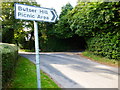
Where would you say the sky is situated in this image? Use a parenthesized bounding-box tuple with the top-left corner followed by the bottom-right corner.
(36, 0, 78, 16)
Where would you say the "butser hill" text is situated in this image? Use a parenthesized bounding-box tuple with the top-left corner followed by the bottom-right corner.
(17, 6, 49, 20)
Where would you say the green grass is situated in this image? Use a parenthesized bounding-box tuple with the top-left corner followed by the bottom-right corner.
(10, 56, 60, 88)
(19, 49, 35, 52)
(82, 51, 119, 67)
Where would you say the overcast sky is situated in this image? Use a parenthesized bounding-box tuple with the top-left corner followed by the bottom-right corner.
(36, 0, 78, 15)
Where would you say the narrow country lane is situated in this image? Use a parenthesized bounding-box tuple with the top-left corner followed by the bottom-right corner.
(19, 52, 119, 88)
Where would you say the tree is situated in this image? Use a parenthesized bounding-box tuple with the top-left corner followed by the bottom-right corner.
(1, 1, 40, 48)
(68, 2, 120, 36)
(59, 3, 73, 18)
(54, 3, 74, 38)
(67, 2, 120, 59)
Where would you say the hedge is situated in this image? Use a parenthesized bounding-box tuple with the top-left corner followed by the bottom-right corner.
(86, 32, 120, 60)
(0, 43, 18, 87)
(40, 35, 86, 52)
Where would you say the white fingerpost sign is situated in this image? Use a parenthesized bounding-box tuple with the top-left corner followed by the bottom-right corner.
(15, 3, 57, 22)
(14, 3, 57, 89)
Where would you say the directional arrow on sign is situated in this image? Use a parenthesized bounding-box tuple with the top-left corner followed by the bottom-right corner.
(51, 10, 56, 21)
(49, 10, 57, 22)
(14, 3, 58, 89)
(15, 3, 58, 22)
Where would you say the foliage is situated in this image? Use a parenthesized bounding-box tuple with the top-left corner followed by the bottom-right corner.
(68, 2, 120, 36)
(54, 3, 74, 39)
(65, 2, 120, 60)
(19, 49, 35, 52)
(40, 35, 86, 52)
(59, 3, 73, 18)
(1, 2, 19, 43)
(11, 56, 60, 88)
(1, 1, 40, 47)
(1, 1, 120, 60)
(40, 36, 71, 52)
(0, 43, 18, 87)
(86, 32, 120, 60)
(54, 16, 74, 38)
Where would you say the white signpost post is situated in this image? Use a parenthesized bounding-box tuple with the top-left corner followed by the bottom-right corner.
(14, 3, 57, 89)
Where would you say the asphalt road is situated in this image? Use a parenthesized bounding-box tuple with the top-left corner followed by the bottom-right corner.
(19, 52, 119, 88)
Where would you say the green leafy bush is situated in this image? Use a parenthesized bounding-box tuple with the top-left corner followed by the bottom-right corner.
(67, 2, 120, 60)
(40, 35, 86, 52)
(0, 43, 18, 87)
(86, 32, 120, 60)
(40, 36, 72, 52)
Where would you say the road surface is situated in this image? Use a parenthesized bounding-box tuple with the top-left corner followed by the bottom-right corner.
(19, 52, 119, 88)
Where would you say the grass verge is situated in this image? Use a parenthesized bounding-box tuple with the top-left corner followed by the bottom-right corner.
(19, 49, 35, 52)
(81, 51, 119, 67)
(10, 56, 60, 88)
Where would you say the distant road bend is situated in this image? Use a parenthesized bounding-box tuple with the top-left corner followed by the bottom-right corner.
(20, 52, 119, 88)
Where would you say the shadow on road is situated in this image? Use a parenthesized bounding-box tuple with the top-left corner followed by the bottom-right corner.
(19, 52, 118, 88)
